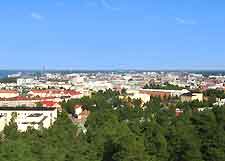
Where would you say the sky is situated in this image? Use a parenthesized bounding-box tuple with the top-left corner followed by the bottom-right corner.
(0, 0, 225, 70)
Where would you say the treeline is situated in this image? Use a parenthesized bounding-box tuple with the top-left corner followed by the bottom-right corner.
(143, 83, 184, 90)
(204, 89, 225, 99)
(0, 89, 225, 161)
(0, 77, 17, 83)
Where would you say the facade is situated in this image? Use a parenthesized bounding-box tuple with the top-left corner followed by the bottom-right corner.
(41, 101, 61, 108)
(86, 81, 113, 92)
(74, 105, 83, 116)
(28, 90, 82, 98)
(0, 90, 19, 98)
(126, 89, 150, 103)
(0, 107, 57, 132)
(176, 108, 184, 117)
(0, 97, 62, 107)
(181, 93, 203, 102)
(0, 100, 35, 107)
(17, 78, 34, 86)
(132, 93, 151, 103)
(139, 89, 190, 99)
(41, 101, 62, 112)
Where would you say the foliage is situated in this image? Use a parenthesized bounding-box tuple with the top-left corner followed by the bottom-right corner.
(0, 77, 17, 83)
(204, 89, 225, 99)
(35, 102, 43, 107)
(176, 100, 211, 110)
(1, 89, 225, 161)
(144, 82, 184, 90)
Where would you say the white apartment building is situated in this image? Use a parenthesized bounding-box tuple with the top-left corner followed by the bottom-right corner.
(17, 78, 34, 86)
(87, 81, 113, 91)
(0, 107, 57, 132)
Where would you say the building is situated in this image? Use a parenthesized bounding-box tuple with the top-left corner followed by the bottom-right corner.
(28, 90, 82, 99)
(17, 78, 34, 86)
(74, 105, 83, 117)
(176, 108, 183, 117)
(0, 107, 57, 132)
(72, 104, 90, 127)
(0, 90, 19, 98)
(139, 89, 190, 99)
(86, 81, 113, 91)
(126, 89, 150, 103)
(0, 96, 62, 107)
(41, 101, 61, 108)
(132, 93, 151, 103)
(180, 93, 203, 102)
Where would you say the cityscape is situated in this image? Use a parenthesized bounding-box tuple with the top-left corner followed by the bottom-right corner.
(1, 0, 225, 161)
(0, 70, 225, 160)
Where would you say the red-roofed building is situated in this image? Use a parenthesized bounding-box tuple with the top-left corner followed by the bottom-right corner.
(41, 101, 61, 108)
(28, 90, 82, 99)
(0, 96, 62, 108)
(0, 90, 19, 98)
(176, 108, 183, 117)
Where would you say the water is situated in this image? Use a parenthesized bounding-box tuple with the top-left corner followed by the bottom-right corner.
(0, 70, 18, 79)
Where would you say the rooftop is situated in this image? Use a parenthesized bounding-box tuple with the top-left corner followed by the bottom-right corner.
(181, 92, 194, 96)
(0, 90, 18, 94)
(0, 107, 56, 111)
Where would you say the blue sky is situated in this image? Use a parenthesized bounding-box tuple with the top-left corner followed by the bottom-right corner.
(0, 0, 225, 70)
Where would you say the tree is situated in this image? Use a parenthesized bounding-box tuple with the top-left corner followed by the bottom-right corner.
(35, 102, 43, 107)
(4, 112, 18, 140)
(112, 133, 156, 161)
(143, 121, 168, 161)
(121, 88, 127, 96)
(133, 98, 142, 107)
(167, 117, 203, 161)
(191, 110, 225, 161)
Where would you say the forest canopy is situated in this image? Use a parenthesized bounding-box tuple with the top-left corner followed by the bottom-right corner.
(0, 89, 225, 161)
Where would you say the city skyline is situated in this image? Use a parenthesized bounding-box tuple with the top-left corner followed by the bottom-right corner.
(1, 0, 225, 70)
